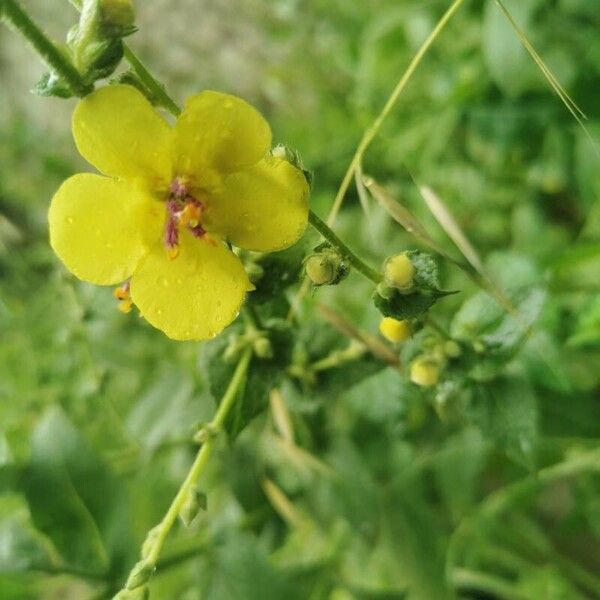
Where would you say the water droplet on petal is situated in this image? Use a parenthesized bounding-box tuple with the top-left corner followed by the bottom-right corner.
(66, 216, 74, 224)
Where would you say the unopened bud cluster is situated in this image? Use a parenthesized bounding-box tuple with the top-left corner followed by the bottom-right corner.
(409, 338, 462, 388)
(304, 246, 348, 287)
(223, 329, 273, 362)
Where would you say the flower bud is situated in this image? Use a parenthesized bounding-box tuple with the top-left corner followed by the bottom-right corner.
(179, 487, 207, 527)
(379, 317, 411, 343)
(125, 560, 154, 590)
(304, 249, 347, 286)
(443, 340, 462, 358)
(113, 587, 149, 600)
(100, 0, 135, 30)
(383, 253, 415, 293)
(253, 336, 273, 359)
(140, 526, 160, 560)
(410, 357, 440, 387)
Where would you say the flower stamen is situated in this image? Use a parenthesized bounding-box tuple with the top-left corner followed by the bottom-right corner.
(113, 281, 133, 313)
(164, 181, 206, 258)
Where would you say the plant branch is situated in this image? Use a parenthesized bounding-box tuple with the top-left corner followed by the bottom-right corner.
(2, 0, 91, 96)
(308, 210, 381, 284)
(117, 349, 252, 596)
(123, 44, 181, 117)
(142, 348, 251, 568)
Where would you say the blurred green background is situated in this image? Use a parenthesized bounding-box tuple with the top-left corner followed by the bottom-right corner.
(1, 0, 600, 598)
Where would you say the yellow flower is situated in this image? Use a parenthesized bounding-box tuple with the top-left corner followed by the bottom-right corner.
(49, 85, 309, 340)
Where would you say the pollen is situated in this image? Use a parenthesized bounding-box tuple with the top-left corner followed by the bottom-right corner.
(168, 245, 180, 260)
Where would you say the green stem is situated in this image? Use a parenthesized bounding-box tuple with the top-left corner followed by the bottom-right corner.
(131, 349, 252, 577)
(308, 210, 381, 284)
(123, 44, 181, 117)
(326, 0, 466, 226)
(2, 0, 91, 96)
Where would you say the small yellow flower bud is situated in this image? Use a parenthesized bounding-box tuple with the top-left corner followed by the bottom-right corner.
(379, 317, 411, 343)
(384, 253, 415, 292)
(253, 336, 273, 359)
(410, 357, 440, 387)
(444, 340, 462, 358)
(305, 255, 336, 286)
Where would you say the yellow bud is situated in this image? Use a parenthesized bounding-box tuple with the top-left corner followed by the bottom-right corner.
(305, 255, 336, 286)
(379, 317, 411, 343)
(410, 357, 440, 387)
(384, 253, 415, 292)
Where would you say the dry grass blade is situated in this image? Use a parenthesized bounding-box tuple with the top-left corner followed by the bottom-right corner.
(418, 185, 515, 312)
(364, 177, 457, 262)
(262, 479, 302, 527)
(317, 303, 400, 368)
(269, 389, 295, 444)
(419, 185, 484, 273)
(494, 0, 598, 157)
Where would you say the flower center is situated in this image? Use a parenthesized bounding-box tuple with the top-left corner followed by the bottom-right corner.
(164, 178, 206, 259)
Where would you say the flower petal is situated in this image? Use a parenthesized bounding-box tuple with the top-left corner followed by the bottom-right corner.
(49, 173, 164, 285)
(203, 156, 310, 252)
(72, 85, 173, 186)
(130, 231, 253, 341)
(173, 91, 271, 186)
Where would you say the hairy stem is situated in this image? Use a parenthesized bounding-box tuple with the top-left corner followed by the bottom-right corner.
(123, 45, 181, 117)
(308, 210, 381, 284)
(129, 349, 252, 581)
(2, 0, 91, 96)
(326, 0, 466, 226)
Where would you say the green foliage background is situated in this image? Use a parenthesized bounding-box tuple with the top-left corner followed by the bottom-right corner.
(1, 0, 600, 598)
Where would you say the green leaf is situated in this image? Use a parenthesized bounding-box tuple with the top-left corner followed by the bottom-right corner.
(482, 0, 542, 97)
(20, 408, 133, 576)
(568, 295, 600, 348)
(469, 375, 538, 467)
(0, 504, 51, 573)
(201, 320, 294, 440)
(206, 532, 301, 600)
